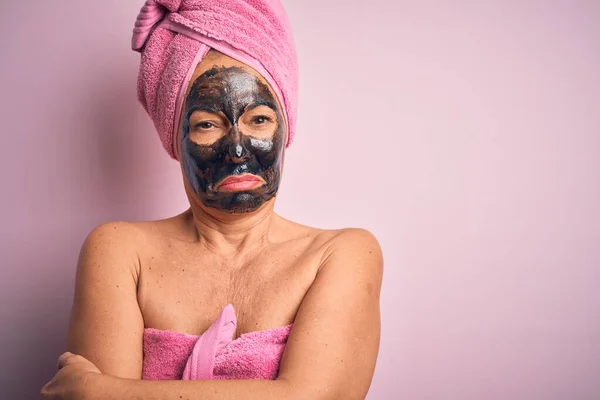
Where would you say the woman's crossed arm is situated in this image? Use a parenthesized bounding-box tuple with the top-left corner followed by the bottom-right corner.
(41, 223, 383, 400)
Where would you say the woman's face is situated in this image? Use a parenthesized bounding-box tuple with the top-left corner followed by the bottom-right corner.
(179, 52, 286, 213)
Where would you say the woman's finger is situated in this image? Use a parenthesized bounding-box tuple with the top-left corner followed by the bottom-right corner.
(56, 351, 75, 369)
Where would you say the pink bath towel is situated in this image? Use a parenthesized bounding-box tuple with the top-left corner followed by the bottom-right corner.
(142, 304, 293, 380)
(132, 0, 299, 159)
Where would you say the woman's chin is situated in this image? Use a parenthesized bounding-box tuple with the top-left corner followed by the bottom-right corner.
(204, 191, 268, 214)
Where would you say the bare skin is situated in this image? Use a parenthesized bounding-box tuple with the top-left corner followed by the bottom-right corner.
(41, 51, 383, 400)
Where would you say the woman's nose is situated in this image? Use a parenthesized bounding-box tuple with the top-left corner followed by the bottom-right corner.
(225, 126, 248, 162)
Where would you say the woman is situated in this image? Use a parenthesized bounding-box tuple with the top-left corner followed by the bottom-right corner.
(41, 0, 383, 399)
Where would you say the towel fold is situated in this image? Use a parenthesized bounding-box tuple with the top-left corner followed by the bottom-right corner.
(142, 304, 293, 380)
(132, 0, 298, 159)
(182, 304, 237, 380)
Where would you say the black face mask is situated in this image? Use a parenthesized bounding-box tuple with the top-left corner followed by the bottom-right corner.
(180, 66, 286, 213)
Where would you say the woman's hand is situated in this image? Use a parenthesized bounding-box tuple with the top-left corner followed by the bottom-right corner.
(40, 352, 101, 400)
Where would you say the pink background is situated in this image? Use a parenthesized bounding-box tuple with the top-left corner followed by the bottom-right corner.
(1, 1, 599, 399)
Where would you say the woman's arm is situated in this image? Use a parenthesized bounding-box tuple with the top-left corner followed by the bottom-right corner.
(66, 222, 145, 379)
(277, 227, 383, 398)
(79, 228, 383, 400)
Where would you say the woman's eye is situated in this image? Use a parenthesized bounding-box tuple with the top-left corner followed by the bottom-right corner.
(252, 116, 272, 125)
(196, 122, 214, 129)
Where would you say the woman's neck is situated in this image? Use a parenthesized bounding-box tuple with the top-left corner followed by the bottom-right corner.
(184, 200, 278, 257)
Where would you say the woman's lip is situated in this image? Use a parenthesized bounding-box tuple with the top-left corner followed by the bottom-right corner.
(215, 174, 265, 192)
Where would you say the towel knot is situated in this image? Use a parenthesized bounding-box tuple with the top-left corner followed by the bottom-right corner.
(132, 0, 184, 51)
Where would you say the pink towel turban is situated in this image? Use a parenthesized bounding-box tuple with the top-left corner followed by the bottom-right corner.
(132, 0, 298, 160)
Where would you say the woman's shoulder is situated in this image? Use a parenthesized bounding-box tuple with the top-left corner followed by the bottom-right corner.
(81, 216, 181, 256)
(280, 219, 383, 286)
(77, 217, 184, 281)
(83, 219, 157, 242)
(314, 227, 383, 278)
(83, 220, 143, 248)
(85, 211, 189, 241)
(317, 227, 382, 260)
(278, 217, 381, 255)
